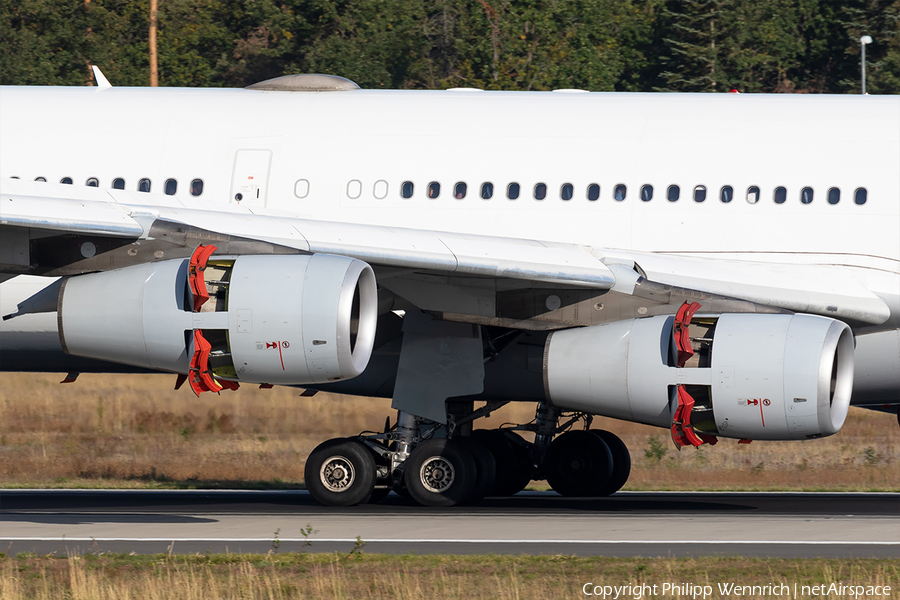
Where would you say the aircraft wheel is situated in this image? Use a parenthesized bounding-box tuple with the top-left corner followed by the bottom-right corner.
(472, 429, 530, 496)
(404, 438, 477, 507)
(305, 438, 376, 506)
(593, 430, 631, 496)
(544, 430, 613, 497)
(456, 437, 497, 503)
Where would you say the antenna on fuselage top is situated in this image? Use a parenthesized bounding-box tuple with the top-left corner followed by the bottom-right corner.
(91, 65, 112, 89)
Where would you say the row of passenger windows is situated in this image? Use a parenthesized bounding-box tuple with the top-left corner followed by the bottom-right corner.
(15, 174, 872, 207)
(21, 176, 204, 197)
(386, 181, 869, 205)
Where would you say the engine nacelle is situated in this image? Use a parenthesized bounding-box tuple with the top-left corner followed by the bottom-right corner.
(59, 254, 378, 385)
(544, 313, 854, 440)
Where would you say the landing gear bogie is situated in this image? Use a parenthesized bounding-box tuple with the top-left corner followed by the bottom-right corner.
(304, 403, 634, 507)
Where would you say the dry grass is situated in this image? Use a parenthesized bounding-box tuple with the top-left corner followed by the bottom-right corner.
(1, 553, 896, 600)
(0, 372, 897, 490)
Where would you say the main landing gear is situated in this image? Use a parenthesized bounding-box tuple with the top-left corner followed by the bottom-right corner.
(304, 400, 632, 507)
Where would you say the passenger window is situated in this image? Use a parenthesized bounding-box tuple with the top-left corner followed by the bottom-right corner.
(587, 183, 600, 201)
(34, 176, 46, 182)
(614, 184, 627, 201)
(560, 183, 573, 201)
(481, 182, 494, 199)
(86, 178, 99, 187)
(854, 187, 867, 205)
(774, 186, 787, 204)
(373, 180, 387, 199)
(667, 185, 680, 202)
(427, 181, 440, 199)
(138, 178, 151, 193)
(295, 179, 310, 198)
(746, 186, 760, 204)
(693, 185, 706, 202)
(534, 183, 547, 200)
(800, 187, 814, 204)
(507, 182, 520, 200)
(112, 178, 125, 190)
(401, 181, 414, 198)
(164, 179, 177, 195)
(827, 187, 840, 205)
(720, 185, 733, 203)
(640, 184, 653, 202)
(454, 182, 467, 199)
(347, 179, 361, 199)
(60, 177, 73, 184)
(190, 179, 204, 196)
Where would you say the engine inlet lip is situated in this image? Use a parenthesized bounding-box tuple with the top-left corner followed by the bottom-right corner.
(817, 321, 854, 435)
(336, 260, 378, 378)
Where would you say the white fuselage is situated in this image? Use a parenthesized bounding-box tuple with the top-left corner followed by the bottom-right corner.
(1, 86, 899, 396)
(1, 86, 898, 262)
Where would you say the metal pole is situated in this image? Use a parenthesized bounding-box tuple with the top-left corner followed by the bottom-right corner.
(860, 36, 872, 95)
(861, 42, 866, 95)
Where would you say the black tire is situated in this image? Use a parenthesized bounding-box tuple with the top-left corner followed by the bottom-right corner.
(593, 430, 631, 496)
(404, 438, 477, 507)
(499, 430, 534, 495)
(544, 430, 613, 497)
(305, 438, 376, 506)
(367, 486, 392, 503)
(472, 429, 530, 496)
(455, 437, 497, 503)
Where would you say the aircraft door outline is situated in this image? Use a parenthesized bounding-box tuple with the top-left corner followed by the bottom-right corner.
(230, 149, 272, 207)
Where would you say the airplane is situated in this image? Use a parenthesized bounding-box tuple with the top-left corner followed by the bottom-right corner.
(0, 72, 898, 507)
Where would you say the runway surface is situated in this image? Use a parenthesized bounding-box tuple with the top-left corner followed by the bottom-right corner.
(1, 490, 897, 558)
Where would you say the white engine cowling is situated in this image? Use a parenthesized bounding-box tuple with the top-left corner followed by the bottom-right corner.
(59, 254, 378, 384)
(544, 313, 854, 440)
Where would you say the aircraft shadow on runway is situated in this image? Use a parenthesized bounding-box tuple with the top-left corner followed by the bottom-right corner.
(2, 490, 895, 516)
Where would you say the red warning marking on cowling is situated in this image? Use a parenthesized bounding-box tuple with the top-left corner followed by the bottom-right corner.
(741, 398, 768, 427)
(262, 341, 289, 370)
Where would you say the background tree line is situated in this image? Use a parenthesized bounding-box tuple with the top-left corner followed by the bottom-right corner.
(1, 0, 898, 93)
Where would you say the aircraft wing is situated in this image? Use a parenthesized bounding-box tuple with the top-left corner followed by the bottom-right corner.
(0, 179, 891, 327)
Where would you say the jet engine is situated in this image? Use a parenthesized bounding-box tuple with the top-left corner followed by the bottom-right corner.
(544, 313, 854, 441)
(58, 253, 378, 386)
